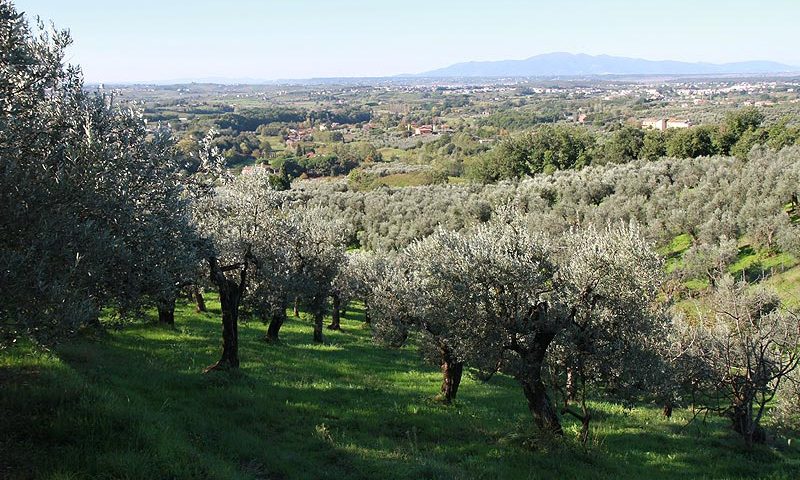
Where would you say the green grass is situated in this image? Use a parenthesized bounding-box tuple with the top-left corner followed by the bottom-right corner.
(660, 233, 692, 274)
(660, 232, 799, 296)
(2, 296, 799, 479)
(729, 246, 798, 283)
(378, 147, 413, 162)
(767, 264, 800, 307)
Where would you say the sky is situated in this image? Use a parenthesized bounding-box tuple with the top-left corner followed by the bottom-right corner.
(14, 0, 800, 83)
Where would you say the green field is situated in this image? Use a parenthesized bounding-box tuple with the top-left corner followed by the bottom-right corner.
(2, 296, 799, 480)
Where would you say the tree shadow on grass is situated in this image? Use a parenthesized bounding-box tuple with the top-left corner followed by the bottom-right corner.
(601, 424, 792, 479)
(5, 305, 799, 480)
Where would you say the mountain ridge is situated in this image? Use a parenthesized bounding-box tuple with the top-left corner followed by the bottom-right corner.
(416, 52, 798, 77)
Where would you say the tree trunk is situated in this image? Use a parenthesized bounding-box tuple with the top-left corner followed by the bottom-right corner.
(522, 377, 563, 434)
(313, 307, 325, 343)
(578, 410, 591, 445)
(663, 402, 673, 419)
(328, 294, 341, 330)
(730, 400, 765, 447)
(193, 287, 207, 313)
(266, 304, 286, 342)
(157, 296, 176, 325)
(519, 336, 563, 435)
(363, 300, 371, 325)
(293, 297, 300, 317)
(565, 367, 577, 404)
(210, 285, 240, 370)
(440, 357, 464, 404)
(205, 256, 247, 372)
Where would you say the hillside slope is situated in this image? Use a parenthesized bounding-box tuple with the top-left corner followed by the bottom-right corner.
(2, 297, 798, 479)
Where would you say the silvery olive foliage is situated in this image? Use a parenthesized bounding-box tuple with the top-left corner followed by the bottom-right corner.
(371, 227, 493, 365)
(242, 215, 296, 326)
(672, 277, 800, 446)
(191, 170, 288, 368)
(679, 238, 739, 287)
(292, 148, 800, 287)
(284, 206, 349, 308)
(371, 209, 666, 433)
(283, 205, 349, 341)
(546, 223, 667, 441)
(1, 2, 197, 342)
(330, 250, 388, 320)
(191, 172, 282, 282)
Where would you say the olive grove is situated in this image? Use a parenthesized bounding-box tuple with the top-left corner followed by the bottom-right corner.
(372, 214, 666, 436)
(4, 0, 800, 453)
(0, 4, 197, 342)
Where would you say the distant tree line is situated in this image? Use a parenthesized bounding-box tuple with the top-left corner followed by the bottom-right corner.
(215, 107, 371, 134)
(468, 108, 800, 182)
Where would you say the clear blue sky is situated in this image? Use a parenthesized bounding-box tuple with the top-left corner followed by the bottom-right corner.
(15, 0, 799, 82)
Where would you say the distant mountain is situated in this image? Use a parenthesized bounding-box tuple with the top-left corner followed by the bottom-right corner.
(417, 53, 798, 77)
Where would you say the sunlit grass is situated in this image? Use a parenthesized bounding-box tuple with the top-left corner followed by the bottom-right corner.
(1, 295, 799, 479)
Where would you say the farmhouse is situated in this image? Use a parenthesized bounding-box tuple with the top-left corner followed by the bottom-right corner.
(641, 118, 692, 130)
(414, 125, 434, 136)
(241, 163, 274, 176)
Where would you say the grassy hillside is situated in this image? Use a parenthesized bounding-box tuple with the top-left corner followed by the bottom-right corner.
(1, 296, 799, 480)
(661, 234, 800, 312)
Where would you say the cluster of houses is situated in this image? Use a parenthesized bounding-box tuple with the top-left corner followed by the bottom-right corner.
(285, 128, 314, 148)
(409, 124, 453, 136)
(641, 118, 692, 131)
(241, 163, 275, 176)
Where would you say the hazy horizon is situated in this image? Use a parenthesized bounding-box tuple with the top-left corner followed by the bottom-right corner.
(15, 0, 800, 83)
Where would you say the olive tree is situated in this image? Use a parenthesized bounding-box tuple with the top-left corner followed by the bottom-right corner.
(253, 241, 296, 343)
(458, 219, 663, 435)
(0, 2, 197, 342)
(370, 234, 477, 404)
(242, 205, 296, 343)
(373, 212, 665, 423)
(342, 250, 390, 327)
(283, 206, 349, 343)
(256, 205, 346, 344)
(192, 172, 282, 370)
(327, 253, 366, 331)
(673, 277, 800, 447)
(677, 238, 739, 289)
(546, 224, 665, 442)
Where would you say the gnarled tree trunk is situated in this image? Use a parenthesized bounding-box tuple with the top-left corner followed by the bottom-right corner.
(730, 400, 766, 447)
(440, 348, 464, 404)
(328, 293, 341, 330)
(214, 286, 240, 369)
(193, 286, 207, 313)
(157, 296, 176, 325)
(521, 377, 563, 434)
(205, 255, 248, 372)
(313, 306, 325, 343)
(518, 331, 563, 435)
(266, 301, 287, 342)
